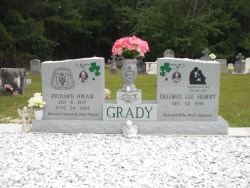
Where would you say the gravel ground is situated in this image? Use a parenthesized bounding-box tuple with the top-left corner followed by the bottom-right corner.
(0, 133, 250, 188)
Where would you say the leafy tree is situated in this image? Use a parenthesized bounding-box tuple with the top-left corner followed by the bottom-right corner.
(1, 0, 250, 67)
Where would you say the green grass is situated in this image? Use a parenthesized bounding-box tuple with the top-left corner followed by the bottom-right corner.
(0, 73, 42, 123)
(105, 68, 157, 100)
(219, 74, 250, 127)
(1, 68, 249, 127)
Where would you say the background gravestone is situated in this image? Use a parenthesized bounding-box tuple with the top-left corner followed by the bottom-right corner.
(234, 53, 245, 73)
(245, 58, 250, 73)
(157, 58, 220, 121)
(30, 59, 41, 74)
(109, 56, 117, 74)
(0, 68, 27, 94)
(137, 56, 146, 74)
(116, 57, 124, 69)
(164, 49, 174, 57)
(110, 66, 117, 74)
(145, 62, 157, 74)
(216, 59, 227, 68)
(41, 57, 105, 120)
(228, 63, 234, 73)
(26, 79, 32, 85)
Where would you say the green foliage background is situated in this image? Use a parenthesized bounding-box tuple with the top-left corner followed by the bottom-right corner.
(1, 0, 250, 67)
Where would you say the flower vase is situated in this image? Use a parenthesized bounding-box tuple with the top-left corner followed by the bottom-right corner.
(34, 109, 43, 120)
(121, 59, 138, 92)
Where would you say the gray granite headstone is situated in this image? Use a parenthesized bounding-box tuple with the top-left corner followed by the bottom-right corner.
(157, 58, 220, 121)
(30, 59, 41, 74)
(0, 68, 27, 94)
(234, 53, 245, 73)
(41, 57, 105, 120)
(164, 49, 174, 57)
(217, 59, 227, 68)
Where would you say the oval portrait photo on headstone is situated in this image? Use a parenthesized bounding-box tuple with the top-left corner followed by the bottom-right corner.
(79, 71, 88, 83)
(172, 71, 181, 83)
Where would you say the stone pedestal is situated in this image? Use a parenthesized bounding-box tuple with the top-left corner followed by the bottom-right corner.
(32, 116, 228, 135)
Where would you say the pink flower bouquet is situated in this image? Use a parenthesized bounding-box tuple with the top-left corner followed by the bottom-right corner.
(112, 36, 149, 58)
(4, 84, 13, 91)
(0, 84, 14, 95)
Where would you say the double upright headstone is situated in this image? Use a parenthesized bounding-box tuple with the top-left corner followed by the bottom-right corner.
(32, 57, 228, 135)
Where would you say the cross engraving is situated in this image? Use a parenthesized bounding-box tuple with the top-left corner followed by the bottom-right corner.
(201, 48, 211, 61)
(203, 48, 210, 56)
(236, 53, 244, 61)
(111, 55, 117, 66)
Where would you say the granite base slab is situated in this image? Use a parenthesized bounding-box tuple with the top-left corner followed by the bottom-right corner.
(32, 116, 228, 135)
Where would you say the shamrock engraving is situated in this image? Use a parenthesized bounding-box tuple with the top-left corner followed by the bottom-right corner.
(160, 62, 172, 77)
(89, 62, 100, 80)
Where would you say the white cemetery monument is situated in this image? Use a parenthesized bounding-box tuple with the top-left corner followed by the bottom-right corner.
(245, 58, 250, 73)
(145, 61, 157, 74)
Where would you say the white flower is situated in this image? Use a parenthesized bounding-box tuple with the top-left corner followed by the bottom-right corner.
(209, 53, 216, 60)
(34, 93, 42, 97)
(105, 88, 111, 99)
(28, 93, 46, 110)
